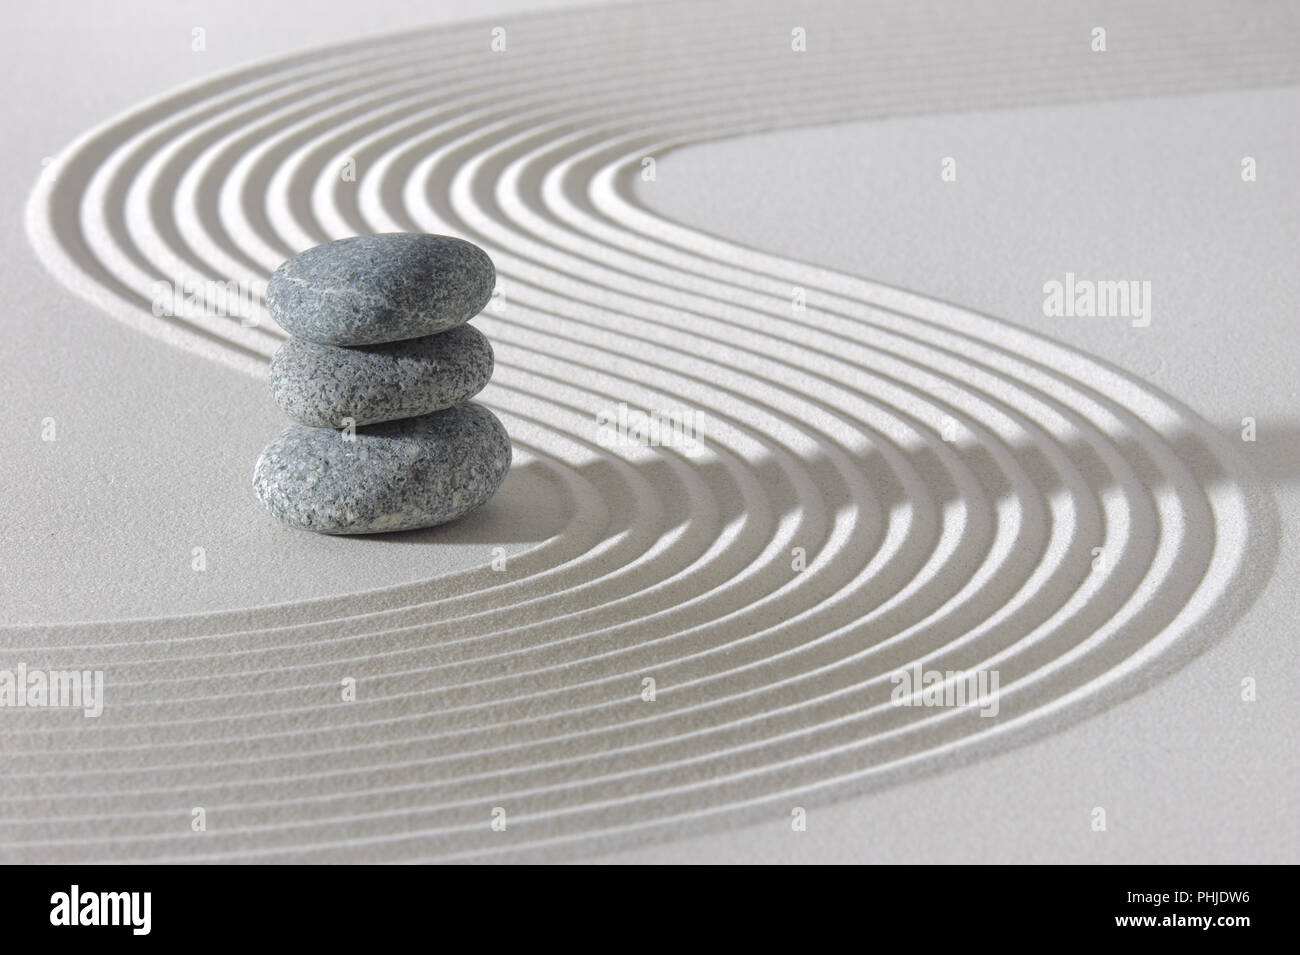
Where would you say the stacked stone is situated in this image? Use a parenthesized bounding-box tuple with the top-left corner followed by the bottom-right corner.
(252, 233, 511, 534)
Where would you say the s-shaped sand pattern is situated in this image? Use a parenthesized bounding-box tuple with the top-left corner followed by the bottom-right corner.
(14, 0, 1290, 861)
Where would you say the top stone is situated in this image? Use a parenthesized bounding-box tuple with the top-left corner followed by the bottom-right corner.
(265, 233, 495, 345)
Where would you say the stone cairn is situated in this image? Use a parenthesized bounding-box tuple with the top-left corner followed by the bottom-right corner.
(253, 233, 511, 534)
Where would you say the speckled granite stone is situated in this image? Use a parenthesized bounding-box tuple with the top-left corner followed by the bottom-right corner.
(268, 325, 494, 428)
(265, 233, 495, 345)
(252, 402, 511, 534)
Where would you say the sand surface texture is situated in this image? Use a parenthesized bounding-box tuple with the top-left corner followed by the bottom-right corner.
(4, 0, 1298, 862)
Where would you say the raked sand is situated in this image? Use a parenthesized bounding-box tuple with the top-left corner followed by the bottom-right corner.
(3, 0, 1298, 862)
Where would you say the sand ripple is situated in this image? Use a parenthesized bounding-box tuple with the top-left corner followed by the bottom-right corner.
(13, 0, 1286, 861)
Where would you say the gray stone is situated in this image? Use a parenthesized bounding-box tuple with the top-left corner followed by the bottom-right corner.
(265, 233, 495, 345)
(252, 402, 511, 534)
(268, 325, 494, 428)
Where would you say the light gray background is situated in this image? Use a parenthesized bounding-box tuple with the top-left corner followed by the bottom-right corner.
(2, 1, 1295, 862)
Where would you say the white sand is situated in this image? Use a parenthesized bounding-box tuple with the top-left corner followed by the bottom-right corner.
(2, 0, 1297, 862)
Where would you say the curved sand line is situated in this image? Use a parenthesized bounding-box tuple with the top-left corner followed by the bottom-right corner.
(13, 0, 1288, 861)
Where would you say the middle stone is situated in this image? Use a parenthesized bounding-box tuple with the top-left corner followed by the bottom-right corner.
(269, 324, 494, 428)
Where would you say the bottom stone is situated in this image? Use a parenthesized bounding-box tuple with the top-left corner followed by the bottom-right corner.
(253, 402, 511, 534)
